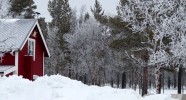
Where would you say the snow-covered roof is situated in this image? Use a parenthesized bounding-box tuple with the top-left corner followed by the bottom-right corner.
(0, 19, 36, 50)
(0, 66, 14, 73)
(0, 19, 50, 57)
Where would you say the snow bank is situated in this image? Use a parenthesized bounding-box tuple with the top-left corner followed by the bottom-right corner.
(0, 75, 176, 100)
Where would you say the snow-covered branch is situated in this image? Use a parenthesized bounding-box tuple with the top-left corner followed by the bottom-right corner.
(118, 0, 186, 66)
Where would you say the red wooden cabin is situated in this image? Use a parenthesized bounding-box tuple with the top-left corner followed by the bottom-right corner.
(0, 19, 50, 80)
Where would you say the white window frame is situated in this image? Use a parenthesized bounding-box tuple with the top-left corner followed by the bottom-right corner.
(28, 38, 35, 60)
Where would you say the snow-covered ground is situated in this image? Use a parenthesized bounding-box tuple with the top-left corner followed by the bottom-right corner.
(0, 75, 177, 100)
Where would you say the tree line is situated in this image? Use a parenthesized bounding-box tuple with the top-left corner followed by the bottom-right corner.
(0, 0, 186, 96)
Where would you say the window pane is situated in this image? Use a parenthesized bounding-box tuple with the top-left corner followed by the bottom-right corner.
(28, 39, 35, 56)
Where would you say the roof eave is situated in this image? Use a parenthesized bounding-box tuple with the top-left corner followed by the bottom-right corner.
(19, 20, 50, 57)
(36, 21, 50, 57)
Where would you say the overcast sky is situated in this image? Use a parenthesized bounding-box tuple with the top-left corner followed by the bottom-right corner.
(34, 0, 119, 22)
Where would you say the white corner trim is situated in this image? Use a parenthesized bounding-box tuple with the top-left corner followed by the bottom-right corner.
(43, 52, 44, 76)
(36, 22, 50, 57)
(33, 75, 39, 80)
(14, 51, 19, 75)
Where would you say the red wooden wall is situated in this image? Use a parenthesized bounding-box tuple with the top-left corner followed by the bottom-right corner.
(18, 26, 45, 77)
(0, 53, 15, 65)
(30, 26, 45, 76)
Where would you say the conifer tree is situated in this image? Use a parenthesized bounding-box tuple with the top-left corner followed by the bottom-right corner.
(48, 0, 72, 76)
(91, 0, 150, 96)
(91, 0, 108, 24)
(84, 12, 90, 21)
(38, 17, 48, 39)
(10, 0, 36, 18)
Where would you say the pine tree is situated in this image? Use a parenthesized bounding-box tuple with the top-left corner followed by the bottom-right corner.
(84, 12, 90, 21)
(92, 0, 150, 96)
(38, 17, 48, 39)
(48, 0, 72, 76)
(10, 0, 36, 18)
(91, 0, 108, 24)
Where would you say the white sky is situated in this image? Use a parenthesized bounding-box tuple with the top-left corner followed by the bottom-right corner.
(34, 0, 119, 22)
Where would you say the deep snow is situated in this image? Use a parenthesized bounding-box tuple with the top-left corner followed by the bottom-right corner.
(0, 75, 177, 100)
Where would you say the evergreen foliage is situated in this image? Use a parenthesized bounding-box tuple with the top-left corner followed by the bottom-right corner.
(84, 12, 90, 22)
(10, 0, 36, 18)
(48, 0, 71, 48)
(91, 0, 108, 24)
(38, 17, 48, 39)
(48, 0, 72, 75)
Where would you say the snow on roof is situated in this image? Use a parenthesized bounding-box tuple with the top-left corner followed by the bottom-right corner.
(0, 19, 37, 51)
(0, 65, 14, 72)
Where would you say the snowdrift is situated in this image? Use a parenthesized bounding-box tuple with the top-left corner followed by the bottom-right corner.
(0, 75, 175, 100)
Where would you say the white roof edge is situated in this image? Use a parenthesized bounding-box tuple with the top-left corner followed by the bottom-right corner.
(20, 20, 37, 50)
(19, 20, 50, 57)
(36, 21, 50, 57)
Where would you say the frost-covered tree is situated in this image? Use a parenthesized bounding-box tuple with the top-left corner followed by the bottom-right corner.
(117, 0, 186, 94)
(47, 0, 73, 76)
(65, 17, 122, 85)
(90, 0, 143, 89)
(0, 0, 11, 18)
(45, 27, 60, 75)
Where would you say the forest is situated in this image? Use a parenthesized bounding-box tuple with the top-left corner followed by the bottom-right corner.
(0, 0, 186, 96)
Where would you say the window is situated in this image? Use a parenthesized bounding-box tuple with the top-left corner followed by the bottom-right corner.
(28, 38, 35, 59)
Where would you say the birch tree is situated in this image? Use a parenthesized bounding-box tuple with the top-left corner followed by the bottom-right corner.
(65, 17, 108, 84)
(117, 0, 186, 94)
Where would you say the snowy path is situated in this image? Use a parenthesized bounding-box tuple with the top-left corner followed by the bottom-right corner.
(0, 75, 176, 100)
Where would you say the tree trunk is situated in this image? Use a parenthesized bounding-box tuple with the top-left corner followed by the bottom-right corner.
(122, 72, 126, 89)
(178, 66, 182, 94)
(68, 67, 71, 78)
(92, 78, 95, 85)
(98, 77, 101, 86)
(162, 71, 164, 94)
(142, 49, 148, 96)
(155, 67, 161, 94)
(75, 73, 78, 80)
(111, 78, 113, 87)
(139, 74, 142, 94)
(149, 79, 151, 89)
(134, 69, 137, 91)
(174, 72, 177, 88)
(79, 75, 83, 82)
(117, 72, 120, 88)
(142, 66, 148, 96)
(168, 76, 170, 89)
(131, 67, 134, 89)
(182, 76, 184, 93)
(84, 74, 87, 84)
(103, 67, 106, 85)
